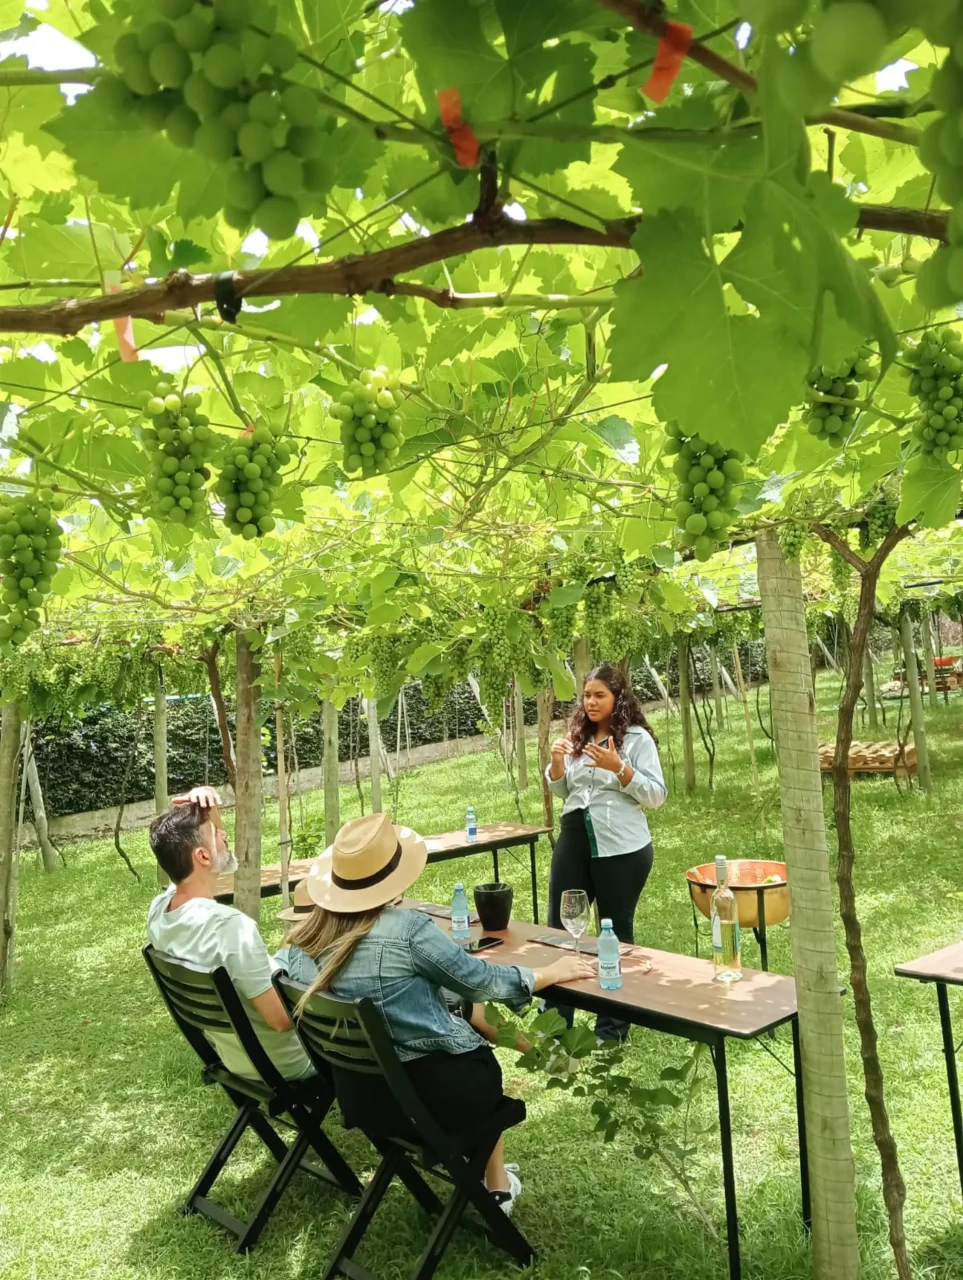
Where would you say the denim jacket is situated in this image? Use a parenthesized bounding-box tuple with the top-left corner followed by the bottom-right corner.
(279, 906, 536, 1062)
(546, 724, 666, 857)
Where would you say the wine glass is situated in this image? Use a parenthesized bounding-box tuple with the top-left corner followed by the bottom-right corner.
(560, 889, 591, 956)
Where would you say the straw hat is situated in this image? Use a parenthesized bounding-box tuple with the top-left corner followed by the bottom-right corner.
(278, 875, 317, 924)
(305, 812, 427, 914)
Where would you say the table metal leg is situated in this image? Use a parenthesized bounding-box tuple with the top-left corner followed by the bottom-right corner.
(712, 1040, 741, 1280)
(936, 982, 963, 1202)
(529, 841, 539, 924)
(753, 886, 769, 972)
(792, 1018, 811, 1231)
(492, 850, 499, 883)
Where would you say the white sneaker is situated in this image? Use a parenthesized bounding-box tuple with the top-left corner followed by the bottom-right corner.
(489, 1165, 522, 1217)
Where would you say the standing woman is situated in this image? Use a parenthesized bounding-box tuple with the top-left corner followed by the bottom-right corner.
(546, 663, 667, 1041)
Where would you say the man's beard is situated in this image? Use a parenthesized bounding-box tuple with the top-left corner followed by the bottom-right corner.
(213, 846, 238, 876)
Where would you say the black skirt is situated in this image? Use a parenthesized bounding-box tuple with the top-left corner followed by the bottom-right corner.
(335, 1044, 504, 1139)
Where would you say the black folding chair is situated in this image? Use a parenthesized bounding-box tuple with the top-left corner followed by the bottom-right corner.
(274, 972, 535, 1280)
(143, 945, 361, 1252)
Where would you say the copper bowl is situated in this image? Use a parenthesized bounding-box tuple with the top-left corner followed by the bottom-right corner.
(685, 860, 790, 928)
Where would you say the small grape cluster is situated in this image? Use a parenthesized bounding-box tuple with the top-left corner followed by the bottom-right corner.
(215, 423, 292, 538)
(616, 555, 648, 601)
(864, 493, 898, 547)
(767, 2, 895, 118)
(804, 349, 875, 446)
(420, 671, 450, 714)
(140, 376, 213, 526)
(829, 546, 852, 601)
(543, 601, 578, 652)
(98, 0, 330, 241)
(0, 493, 61, 649)
(778, 522, 806, 564)
(663, 422, 745, 561)
(369, 634, 402, 700)
(333, 368, 405, 478)
(605, 609, 639, 662)
(904, 330, 963, 460)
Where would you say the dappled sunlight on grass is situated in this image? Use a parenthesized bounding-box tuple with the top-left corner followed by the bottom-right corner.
(4, 673, 963, 1276)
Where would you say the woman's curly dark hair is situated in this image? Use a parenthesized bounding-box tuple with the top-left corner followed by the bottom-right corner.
(568, 663, 658, 755)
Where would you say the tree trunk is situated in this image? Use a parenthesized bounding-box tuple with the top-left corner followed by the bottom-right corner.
(891, 623, 901, 670)
(0, 701, 23, 996)
(203, 640, 237, 791)
(755, 533, 860, 1280)
(513, 678, 528, 789)
(274, 652, 290, 909)
(826, 533, 913, 1280)
(899, 610, 932, 792)
(676, 635, 696, 796)
(24, 726, 56, 871)
(645, 655, 674, 713)
(864, 646, 879, 734)
(921, 607, 938, 711)
(366, 698, 383, 812)
(573, 634, 591, 693)
(153, 663, 169, 888)
(536, 686, 554, 830)
(233, 629, 263, 923)
(323, 698, 340, 845)
(709, 645, 725, 730)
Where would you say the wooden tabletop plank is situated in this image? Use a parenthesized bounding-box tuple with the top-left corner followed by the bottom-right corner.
(895, 940, 963, 985)
(214, 823, 550, 902)
(415, 910, 798, 1040)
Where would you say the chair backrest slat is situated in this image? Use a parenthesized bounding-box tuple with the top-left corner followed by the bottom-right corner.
(144, 945, 288, 1092)
(273, 974, 448, 1149)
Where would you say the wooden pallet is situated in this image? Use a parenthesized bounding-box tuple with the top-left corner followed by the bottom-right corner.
(818, 740, 918, 779)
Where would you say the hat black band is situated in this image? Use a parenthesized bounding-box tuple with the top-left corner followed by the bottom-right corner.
(292, 903, 312, 914)
(331, 841, 403, 891)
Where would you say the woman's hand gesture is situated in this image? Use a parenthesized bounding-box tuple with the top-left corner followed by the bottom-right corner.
(550, 736, 573, 761)
(584, 740, 622, 774)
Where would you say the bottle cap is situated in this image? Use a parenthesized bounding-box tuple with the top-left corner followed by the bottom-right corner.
(714, 854, 727, 875)
(454, 882, 464, 891)
(601, 918, 613, 929)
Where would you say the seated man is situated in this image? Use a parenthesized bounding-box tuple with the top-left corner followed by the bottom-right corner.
(146, 785, 313, 1081)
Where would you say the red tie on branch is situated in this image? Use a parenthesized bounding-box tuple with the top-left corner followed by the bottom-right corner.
(107, 274, 138, 361)
(436, 88, 480, 168)
(640, 20, 692, 104)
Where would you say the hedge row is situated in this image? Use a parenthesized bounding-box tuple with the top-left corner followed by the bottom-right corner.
(29, 641, 771, 819)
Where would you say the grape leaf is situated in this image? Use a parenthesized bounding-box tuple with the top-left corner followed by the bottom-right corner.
(401, 0, 513, 119)
(897, 455, 961, 528)
(609, 210, 809, 456)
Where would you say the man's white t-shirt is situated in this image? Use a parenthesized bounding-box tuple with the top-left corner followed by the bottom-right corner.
(147, 887, 312, 1080)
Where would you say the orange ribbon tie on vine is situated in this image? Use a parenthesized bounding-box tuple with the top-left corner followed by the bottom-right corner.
(641, 21, 692, 104)
(437, 88, 480, 168)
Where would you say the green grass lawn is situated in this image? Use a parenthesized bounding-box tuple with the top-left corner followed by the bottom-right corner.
(4, 672, 963, 1279)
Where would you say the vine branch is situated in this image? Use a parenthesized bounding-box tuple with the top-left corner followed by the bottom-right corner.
(0, 205, 943, 337)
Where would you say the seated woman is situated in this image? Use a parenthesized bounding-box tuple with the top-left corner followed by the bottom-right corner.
(286, 811, 593, 1216)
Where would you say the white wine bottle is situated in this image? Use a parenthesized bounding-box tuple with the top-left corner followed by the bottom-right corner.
(710, 855, 742, 983)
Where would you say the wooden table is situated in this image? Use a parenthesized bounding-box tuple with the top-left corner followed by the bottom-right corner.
(428, 913, 807, 1280)
(895, 940, 963, 1199)
(215, 822, 550, 923)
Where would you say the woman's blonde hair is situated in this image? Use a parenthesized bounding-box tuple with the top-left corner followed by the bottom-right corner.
(291, 903, 383, 1015)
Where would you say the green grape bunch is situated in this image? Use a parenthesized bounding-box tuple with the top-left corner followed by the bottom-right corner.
(662, 421, 745, 561)
(778, 522, 806, 563)
(333, 367, 406, 478)
(96, 0, 332, 242)
(829, 546, 852, 599)
(803, 348, 875, 446)
(369, 634, 401, 700)
(616, 555, 648, 601)
(0, 492, 62, 649)
(140, 375, 213, 527)
(474, 608, 522, 707)
(582, 583, 610, 652)
(215, 421, 292, 539)
(904, 330, 963, 460)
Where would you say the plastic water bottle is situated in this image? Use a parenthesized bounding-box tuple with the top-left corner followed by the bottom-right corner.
(711, 855, 742, 983)
(451, 882, 471, 940)
(465, 806, 477, 844)
(597, 918, 623, 990)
